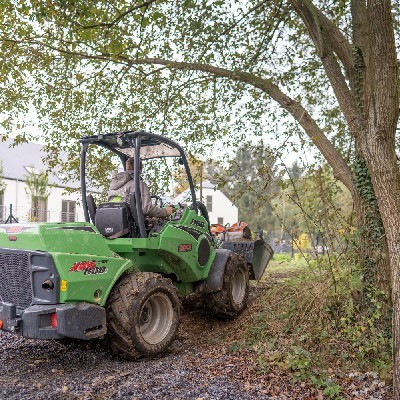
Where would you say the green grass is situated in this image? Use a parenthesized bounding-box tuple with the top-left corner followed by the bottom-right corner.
(265, 253, 308, 275)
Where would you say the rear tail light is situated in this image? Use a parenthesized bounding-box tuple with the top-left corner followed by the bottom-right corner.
(51, 313, 57, 328)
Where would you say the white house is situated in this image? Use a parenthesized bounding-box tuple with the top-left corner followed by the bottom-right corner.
(0, 138, 93, 223)
(174, 179, 238, 226)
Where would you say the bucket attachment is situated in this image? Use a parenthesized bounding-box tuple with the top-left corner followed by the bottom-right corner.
(221, 239, 274, 280)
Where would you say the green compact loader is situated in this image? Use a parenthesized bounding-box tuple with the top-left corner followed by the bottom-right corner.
(0, 131, 273, 359)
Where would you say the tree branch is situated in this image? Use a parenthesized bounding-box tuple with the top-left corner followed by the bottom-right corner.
(368, 0, 399, 137)
(220, 0, 270, 36)
(289, 0, 354, 77)
(320, 51, 365, 136)
(121, 57, 357, 198)
(289, 0, 364, 136)
(75, 0, 158, 30)
(313, 7, 354, 78)
(1, 38, 359, 199)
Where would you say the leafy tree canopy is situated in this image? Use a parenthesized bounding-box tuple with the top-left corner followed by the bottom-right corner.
(0, 0, 367, 188)
(0, 161, 6, 194)
(24, 165, 50, 198)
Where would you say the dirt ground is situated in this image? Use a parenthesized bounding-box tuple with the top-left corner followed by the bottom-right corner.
(0, 282, 393, 400)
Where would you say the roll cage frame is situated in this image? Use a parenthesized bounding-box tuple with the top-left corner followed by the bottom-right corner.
(79, 130, 198, 238)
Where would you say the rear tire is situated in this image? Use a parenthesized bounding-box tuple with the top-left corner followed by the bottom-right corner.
(208, 253, 249, 318)
(105, 272, 180, 359)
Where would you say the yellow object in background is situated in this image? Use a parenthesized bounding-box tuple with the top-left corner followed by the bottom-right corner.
(293, 233, 310, 251)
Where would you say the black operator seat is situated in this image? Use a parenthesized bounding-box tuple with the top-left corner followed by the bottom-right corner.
(87, 194, 138, 238)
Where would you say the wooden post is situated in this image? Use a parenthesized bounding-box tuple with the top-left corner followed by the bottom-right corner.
(199, 161, 203, 203)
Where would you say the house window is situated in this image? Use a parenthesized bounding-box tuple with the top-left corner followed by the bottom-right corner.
(61, 200, 76, 222)
(206, 195, 213, 212)
(217, 217, 224, 225)
(30, 196, 48, 222)
(24, 165, 40, 175)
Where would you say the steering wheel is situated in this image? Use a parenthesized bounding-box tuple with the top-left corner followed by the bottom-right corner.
(168, 202, 185, 221)
(150, 195, 163, 208)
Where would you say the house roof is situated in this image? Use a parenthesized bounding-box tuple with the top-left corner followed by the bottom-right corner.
(0, 137, 81, 190)
(174, 179, 236, 207)
(201, 179, 217, 189)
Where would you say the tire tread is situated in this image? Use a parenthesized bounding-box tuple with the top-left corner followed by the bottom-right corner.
(106, 272, 180, 359)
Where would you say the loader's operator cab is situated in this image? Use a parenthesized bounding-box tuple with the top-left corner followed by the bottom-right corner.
(79, 131, 201, 238)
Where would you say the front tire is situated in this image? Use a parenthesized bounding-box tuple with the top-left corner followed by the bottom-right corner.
(208, 253, 249, 318)
(106, 272, 180, 359)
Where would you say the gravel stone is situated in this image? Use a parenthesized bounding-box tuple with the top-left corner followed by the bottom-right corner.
(0, 331, 271, 400)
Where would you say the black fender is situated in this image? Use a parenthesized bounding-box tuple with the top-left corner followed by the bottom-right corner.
(190, 201, 211, 233)
(86, 194, 97, 224)
(195, 249, 232, 294)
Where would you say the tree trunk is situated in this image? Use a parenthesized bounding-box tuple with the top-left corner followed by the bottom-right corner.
(353, 157, 391, 298)
(364, 139, 400, 396)
(362, 1, 399, 395)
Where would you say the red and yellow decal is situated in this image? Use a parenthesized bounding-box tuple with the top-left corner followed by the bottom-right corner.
(69, 260, 108, 275)
(178, 244, 192, 252)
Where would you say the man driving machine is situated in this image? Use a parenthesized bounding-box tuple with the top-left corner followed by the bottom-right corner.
(108, 157, 174, 218)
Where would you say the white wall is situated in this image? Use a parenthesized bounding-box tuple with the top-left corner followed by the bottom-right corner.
(47, 187, 86, 222)
(200, 187, 238, 225)
(2, 179, 30, 221)
(2, 177, 238, 225)
(2, 178, 87, 223)
(174, 186, 239, 226)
